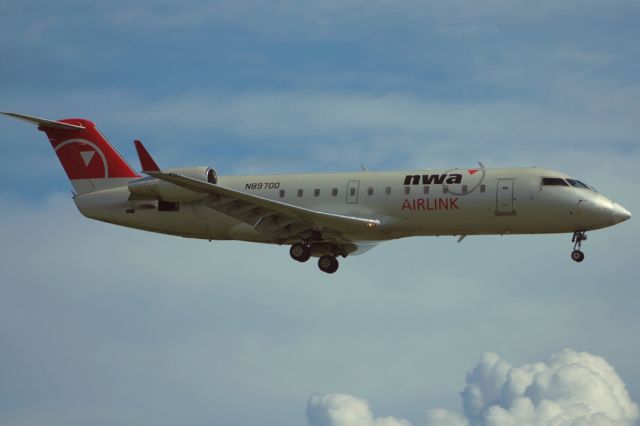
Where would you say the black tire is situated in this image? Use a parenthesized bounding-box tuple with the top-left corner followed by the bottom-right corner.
(290, 243, 311, 262)
(318, 255, 339, 274)
(571, 250, 585, 262)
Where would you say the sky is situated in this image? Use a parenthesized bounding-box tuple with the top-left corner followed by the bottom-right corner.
(0, 1, 639, 425)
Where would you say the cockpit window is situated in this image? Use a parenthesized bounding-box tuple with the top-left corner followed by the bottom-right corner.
(566, 179, 587, 189)
(541, 177, 568, 186)
(566, 179, 597, 192)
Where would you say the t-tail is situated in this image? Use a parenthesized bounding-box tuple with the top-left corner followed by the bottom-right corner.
(2, 112, 139, 194)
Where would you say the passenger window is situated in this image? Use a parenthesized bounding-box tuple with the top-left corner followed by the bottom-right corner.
(385, 187, 391, 195)
(404, 186, 410, 195)
(480, 184, 486, 193)
(298, 189, 303, 197)
(367, 187, 373, 196)
(314, 189, 320, 197)
(462, 185, 468, 194)
(279, 189, 285, 198)
(350, 187, 356, 196)
(443, 186, 449, 194)
(541, 177, 569, 186)
(332, 188, 338, 196)
(423, 186, 429, 194)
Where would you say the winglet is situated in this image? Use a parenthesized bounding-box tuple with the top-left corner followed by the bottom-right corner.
(134, 140, 160, 172)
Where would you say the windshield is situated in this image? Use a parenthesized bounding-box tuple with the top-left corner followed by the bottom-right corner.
(541, 177, 597, 192)
(541, 177, 568, 186)
(566, 178, 597, 192)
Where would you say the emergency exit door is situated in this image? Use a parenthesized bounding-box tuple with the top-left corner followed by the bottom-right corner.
(346, 180, 360, 204)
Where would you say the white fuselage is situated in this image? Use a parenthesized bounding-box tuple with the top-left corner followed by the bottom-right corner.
(73, 167, 626, 245)
(3, 111, 630, 272)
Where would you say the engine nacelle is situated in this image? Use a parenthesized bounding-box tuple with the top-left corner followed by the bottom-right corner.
(128, 166, 218, 202)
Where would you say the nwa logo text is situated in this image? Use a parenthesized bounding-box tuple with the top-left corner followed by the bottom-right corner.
(403, 173, 462, 186)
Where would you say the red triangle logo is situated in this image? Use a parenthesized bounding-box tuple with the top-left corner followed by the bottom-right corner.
(468, 169, 479, 175)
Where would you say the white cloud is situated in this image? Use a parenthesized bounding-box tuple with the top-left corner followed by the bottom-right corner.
(309, 350, 639, 426)
(424, 409, 469, 426)
(458, 349, 639, 425)
(307, 393, 411, 426)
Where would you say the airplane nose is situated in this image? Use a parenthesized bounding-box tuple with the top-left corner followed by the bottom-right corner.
(611, 203, 631, 224)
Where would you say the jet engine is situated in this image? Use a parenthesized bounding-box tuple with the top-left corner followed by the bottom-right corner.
(128, 166, 217, 202)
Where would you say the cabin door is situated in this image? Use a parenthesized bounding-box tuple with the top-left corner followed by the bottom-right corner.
(496, 179, 516, 215)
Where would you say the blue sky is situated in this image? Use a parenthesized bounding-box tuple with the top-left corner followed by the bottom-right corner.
(1, 1, 639, 426)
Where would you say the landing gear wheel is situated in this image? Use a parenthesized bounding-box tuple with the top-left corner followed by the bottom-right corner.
(570, 231, 588, 263)
(318, 255, 339, 274)
(290, 243, 311, 262)
(571, 250, 585, 262)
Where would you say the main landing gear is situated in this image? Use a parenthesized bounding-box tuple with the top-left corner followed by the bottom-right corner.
(290, 243, 311, 262)
(318, 255, 339, 274)
(289, 242, 341, 274)
(571, 231, 587, 262)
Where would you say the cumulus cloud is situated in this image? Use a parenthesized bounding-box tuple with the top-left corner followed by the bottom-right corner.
(308, 350, 639, 426)
(307, 393, 411, 426)
(455, 349, 639, 426)
(424, 409, 469, 426)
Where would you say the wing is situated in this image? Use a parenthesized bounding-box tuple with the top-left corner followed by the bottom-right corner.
(150, 171, 379, 240)
(134, 141, 381, 254)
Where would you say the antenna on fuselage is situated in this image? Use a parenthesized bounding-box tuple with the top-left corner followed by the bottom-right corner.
(360, 165, 368, 171)
(478, 161, 485, 169)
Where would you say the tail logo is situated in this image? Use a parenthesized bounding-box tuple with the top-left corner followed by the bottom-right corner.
(80, 151, 96, 167)
(54, 138, 109, 179)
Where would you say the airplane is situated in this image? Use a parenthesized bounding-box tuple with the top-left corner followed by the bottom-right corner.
(2, 112, 631, 274)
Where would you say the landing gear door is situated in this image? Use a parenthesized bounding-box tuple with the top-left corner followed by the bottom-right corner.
(346, 180, 360, 204)
(496, 179, 516, 216)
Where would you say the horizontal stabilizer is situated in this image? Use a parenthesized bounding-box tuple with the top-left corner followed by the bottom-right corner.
(1, 112, 85, 130)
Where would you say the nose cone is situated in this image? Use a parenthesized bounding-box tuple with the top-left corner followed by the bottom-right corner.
(611, 203, 631, 224)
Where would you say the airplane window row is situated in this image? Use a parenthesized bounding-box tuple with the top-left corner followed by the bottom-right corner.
(278, 184, 487, 198)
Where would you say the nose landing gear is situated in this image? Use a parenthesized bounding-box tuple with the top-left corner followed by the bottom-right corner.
(571, 231, 587, 262)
